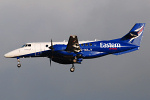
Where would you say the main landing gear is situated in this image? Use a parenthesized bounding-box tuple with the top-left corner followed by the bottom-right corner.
(17, 58, 21, 68)
(70, 64, 75, 72)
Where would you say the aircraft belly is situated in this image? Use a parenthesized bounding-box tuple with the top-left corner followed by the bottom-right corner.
(52, 57, 73, 64)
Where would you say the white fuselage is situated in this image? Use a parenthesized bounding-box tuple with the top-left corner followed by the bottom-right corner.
(4, 41, 94, 58)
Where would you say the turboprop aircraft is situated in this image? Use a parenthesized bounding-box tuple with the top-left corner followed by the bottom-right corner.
(4, 23, 145, 72)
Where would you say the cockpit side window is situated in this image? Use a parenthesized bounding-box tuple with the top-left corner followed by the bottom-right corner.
(22, 44, 31, 47)
(27, 44, 31, 47)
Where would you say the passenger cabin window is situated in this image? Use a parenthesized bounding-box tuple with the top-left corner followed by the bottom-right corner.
(46, 45, 48, 47)
(85, 43, 88, 46)
(89, 43, 92, 46)
(81, 44, 84, 46)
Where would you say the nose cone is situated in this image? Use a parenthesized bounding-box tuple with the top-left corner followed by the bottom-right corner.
(4, 53, 8, 58)
(4, 49, 20, 58)
(4, 52, 14, 58)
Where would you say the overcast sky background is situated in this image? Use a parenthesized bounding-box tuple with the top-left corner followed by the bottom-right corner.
(0, 0, 150, 100)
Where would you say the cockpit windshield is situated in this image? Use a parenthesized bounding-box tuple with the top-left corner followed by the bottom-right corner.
(22, 44, 31, 47)
(22, 44, 26, 47)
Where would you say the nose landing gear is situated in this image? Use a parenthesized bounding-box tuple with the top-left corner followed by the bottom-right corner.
(70, 64, 75, 72)
(17, 58, 21, 68)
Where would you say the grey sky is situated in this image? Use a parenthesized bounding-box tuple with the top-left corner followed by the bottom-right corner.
(0, 0, 150, 100)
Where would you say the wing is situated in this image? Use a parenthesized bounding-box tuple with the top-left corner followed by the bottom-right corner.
(65, 35, 81, 52)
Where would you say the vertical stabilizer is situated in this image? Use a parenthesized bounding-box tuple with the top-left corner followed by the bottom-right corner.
(121, 23, 145, 46)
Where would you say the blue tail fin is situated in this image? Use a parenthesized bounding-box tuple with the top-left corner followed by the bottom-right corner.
(120, 23, 145, 46)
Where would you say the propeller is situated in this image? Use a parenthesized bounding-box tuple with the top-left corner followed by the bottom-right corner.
(49, 58, 52, 66)
(49, 39, 54, 67)
(49, 39, 54, 50)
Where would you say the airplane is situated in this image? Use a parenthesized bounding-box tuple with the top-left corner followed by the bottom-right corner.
(4, 23, 145, 72)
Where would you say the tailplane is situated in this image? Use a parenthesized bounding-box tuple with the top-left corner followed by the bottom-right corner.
(120, 23, 145, 46)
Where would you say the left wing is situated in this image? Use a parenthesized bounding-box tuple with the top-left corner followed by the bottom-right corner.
(65, 35, 81, 53)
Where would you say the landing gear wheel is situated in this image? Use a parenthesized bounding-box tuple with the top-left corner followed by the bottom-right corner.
(70, 67, 75, 72)
(17, 64, 21, 68)
(17, 57, 21, 68)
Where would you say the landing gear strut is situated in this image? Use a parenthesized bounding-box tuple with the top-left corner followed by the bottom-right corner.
(17, 58, 21, 68)
(70, 64, 75, 72)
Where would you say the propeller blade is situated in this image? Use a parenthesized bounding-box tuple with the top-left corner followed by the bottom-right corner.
(51, 39, 52, 47)
(49, 39, 54, 67)
(49, 39, 54, 50)
(49, 58, 51, 67)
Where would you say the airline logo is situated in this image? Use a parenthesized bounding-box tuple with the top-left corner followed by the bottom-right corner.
(135, 25, 144, 32)
(135, 25, 144, 36)
(100, 43, 121, 48)
(129, 25, 144, 43)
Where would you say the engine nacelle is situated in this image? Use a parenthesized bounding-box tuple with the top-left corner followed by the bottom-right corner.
(51, 50, 83, 64)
